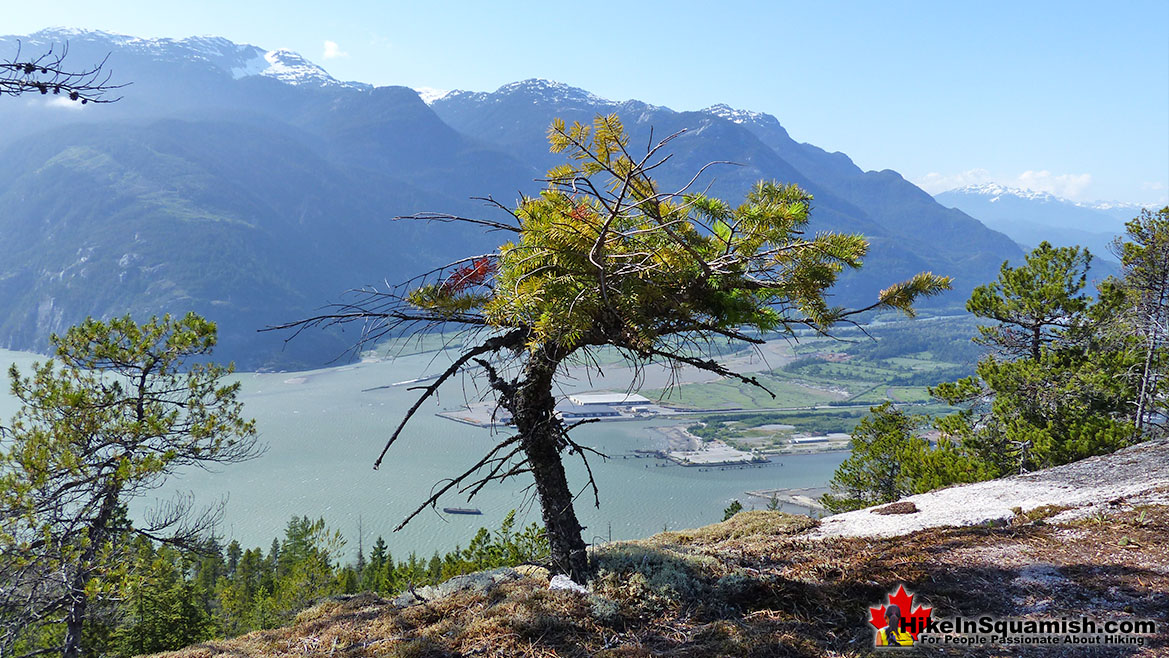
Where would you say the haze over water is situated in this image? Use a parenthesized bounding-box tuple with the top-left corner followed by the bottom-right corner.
(0, 347, 845, 560)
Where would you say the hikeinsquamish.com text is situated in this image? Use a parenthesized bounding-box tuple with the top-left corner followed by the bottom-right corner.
(910, 616, 1158, 648)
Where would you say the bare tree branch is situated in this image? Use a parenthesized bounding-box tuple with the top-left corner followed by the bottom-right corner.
(372, 328, 527, 469)
(1, 41, 126, 103)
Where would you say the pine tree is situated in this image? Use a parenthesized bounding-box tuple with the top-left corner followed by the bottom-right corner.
(275, 115, 950, 581)
(1113, 207, 1169, 436)
(0, 313, 258, 657)
(824, 240, 1145, 510)
(722, 500, 743, 520)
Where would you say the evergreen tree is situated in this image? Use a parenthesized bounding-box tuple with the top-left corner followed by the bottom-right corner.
(275, 115, 950, 581)
(937, 244, 1135, 473)
(269, 517, 344, 623)
(225, 540, 242, 578)
(112, 542, 212, 654)
(824, 240, 1143, 511)
(0, 314, 258, 658)
(967, 242, 1092, 360)
(363, 536, 390, 592)
(722, 500, 743, 521)
(822, 404, 928, 511)
(1113, 207, 1169, 436)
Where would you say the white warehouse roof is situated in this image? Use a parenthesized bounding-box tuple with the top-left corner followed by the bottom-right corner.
(568, 392, 651, 406)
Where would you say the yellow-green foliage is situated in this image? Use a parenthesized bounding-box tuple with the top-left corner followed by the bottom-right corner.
(409, 114, 951, 356)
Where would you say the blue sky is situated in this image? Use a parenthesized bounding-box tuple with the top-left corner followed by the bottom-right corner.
(9, 1, 1167, 205)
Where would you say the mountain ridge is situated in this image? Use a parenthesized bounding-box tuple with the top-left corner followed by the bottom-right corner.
(1, 31, 1024, 367)
(934, 184, 1150, 260)
(16, 27, 371, 90)
(942, 182, 1151, 217)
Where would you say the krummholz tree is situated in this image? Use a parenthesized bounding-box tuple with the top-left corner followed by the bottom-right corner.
(1112, 207, 1169, 438)
(0, 313, 258, 658)
(273, 115, 951, 582)
(1, 41, 124, 103)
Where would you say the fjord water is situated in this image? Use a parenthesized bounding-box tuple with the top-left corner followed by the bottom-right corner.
(0, 348, 845, 560)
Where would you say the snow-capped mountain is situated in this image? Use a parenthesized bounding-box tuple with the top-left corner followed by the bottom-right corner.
(0, 30, 1024, 367)
(944, 183, 1149, 218)
(934, 184, 1147, 259)
(949, 183, 1062, 204)
(2, 28, 369, 90)
(700, 103, 768, 126)
(413, 86, 450, 104)
(435, 78, 624, 110)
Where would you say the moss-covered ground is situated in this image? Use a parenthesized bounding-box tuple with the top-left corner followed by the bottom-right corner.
(155, 506, 1168, 657)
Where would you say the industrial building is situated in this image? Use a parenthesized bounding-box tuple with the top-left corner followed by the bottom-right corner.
(567, 392, 651, 407)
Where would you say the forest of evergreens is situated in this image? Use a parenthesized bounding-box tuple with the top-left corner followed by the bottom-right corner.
(0, 95, 1162, 655)
(822, 209, 1169, 511)
(23, 512, 547, 656)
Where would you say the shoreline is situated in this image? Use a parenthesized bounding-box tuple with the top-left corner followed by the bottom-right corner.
(744, 486, 830, 517)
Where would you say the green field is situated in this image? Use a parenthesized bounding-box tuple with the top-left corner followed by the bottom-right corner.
(652, 317, 981, 443)
(848, 385, 932, 404)
(645, 372, 844, 410)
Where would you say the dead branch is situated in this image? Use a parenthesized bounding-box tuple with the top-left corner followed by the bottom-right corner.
(373, 328, 527, 469)
(393, 434, 525, 531)
(639, 345, 776, 398)
(394, 212, 521, 233)
(1, 42, 126, 103)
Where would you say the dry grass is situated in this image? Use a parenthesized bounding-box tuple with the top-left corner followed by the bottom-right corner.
(648, 510, 818, 546)
(154, 508, 1169, 658)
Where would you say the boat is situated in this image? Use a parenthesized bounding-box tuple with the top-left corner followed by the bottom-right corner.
(442, 507, 482, 515)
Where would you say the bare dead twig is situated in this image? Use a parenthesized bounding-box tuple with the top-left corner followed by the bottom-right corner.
(1, 42, 126, 103)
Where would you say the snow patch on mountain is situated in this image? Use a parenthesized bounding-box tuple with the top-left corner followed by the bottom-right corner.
(495, 78, 616, 106)
(434, 79, 666, 113)
(6, 28, 369, 91)
(413, 87, 450, 104)
(259, 49, 331, 86)
(942, 183, 1153, 214)
(230, 51, 269, 79)
(701, 103, 767, 125)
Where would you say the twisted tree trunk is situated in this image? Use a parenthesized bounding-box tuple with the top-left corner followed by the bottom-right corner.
(512, 350, 589, 582)
(62, 486, 120, 658)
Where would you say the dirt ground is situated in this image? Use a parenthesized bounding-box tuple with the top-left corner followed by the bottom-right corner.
(157, 502, 1167, 658)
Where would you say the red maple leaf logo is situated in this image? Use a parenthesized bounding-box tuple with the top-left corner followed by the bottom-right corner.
(868, 584, 933, 641)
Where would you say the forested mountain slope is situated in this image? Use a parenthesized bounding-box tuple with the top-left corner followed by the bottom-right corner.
(0, 30, 1022, 366)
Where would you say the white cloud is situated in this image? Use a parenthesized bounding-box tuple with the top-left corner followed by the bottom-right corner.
(1138, 182, 1169, 206)
(1015, 170, 1092, 200)
(322, 40, 348, 59)
(912, 169, 992, 194)
(30, 96, 84, 111)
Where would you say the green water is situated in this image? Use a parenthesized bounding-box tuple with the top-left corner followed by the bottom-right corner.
(0, 348, 846, 560)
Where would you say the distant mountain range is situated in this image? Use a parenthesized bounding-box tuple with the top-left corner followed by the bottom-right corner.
(0, 29, 1025, 367)
(934, 183, 1149, 260)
